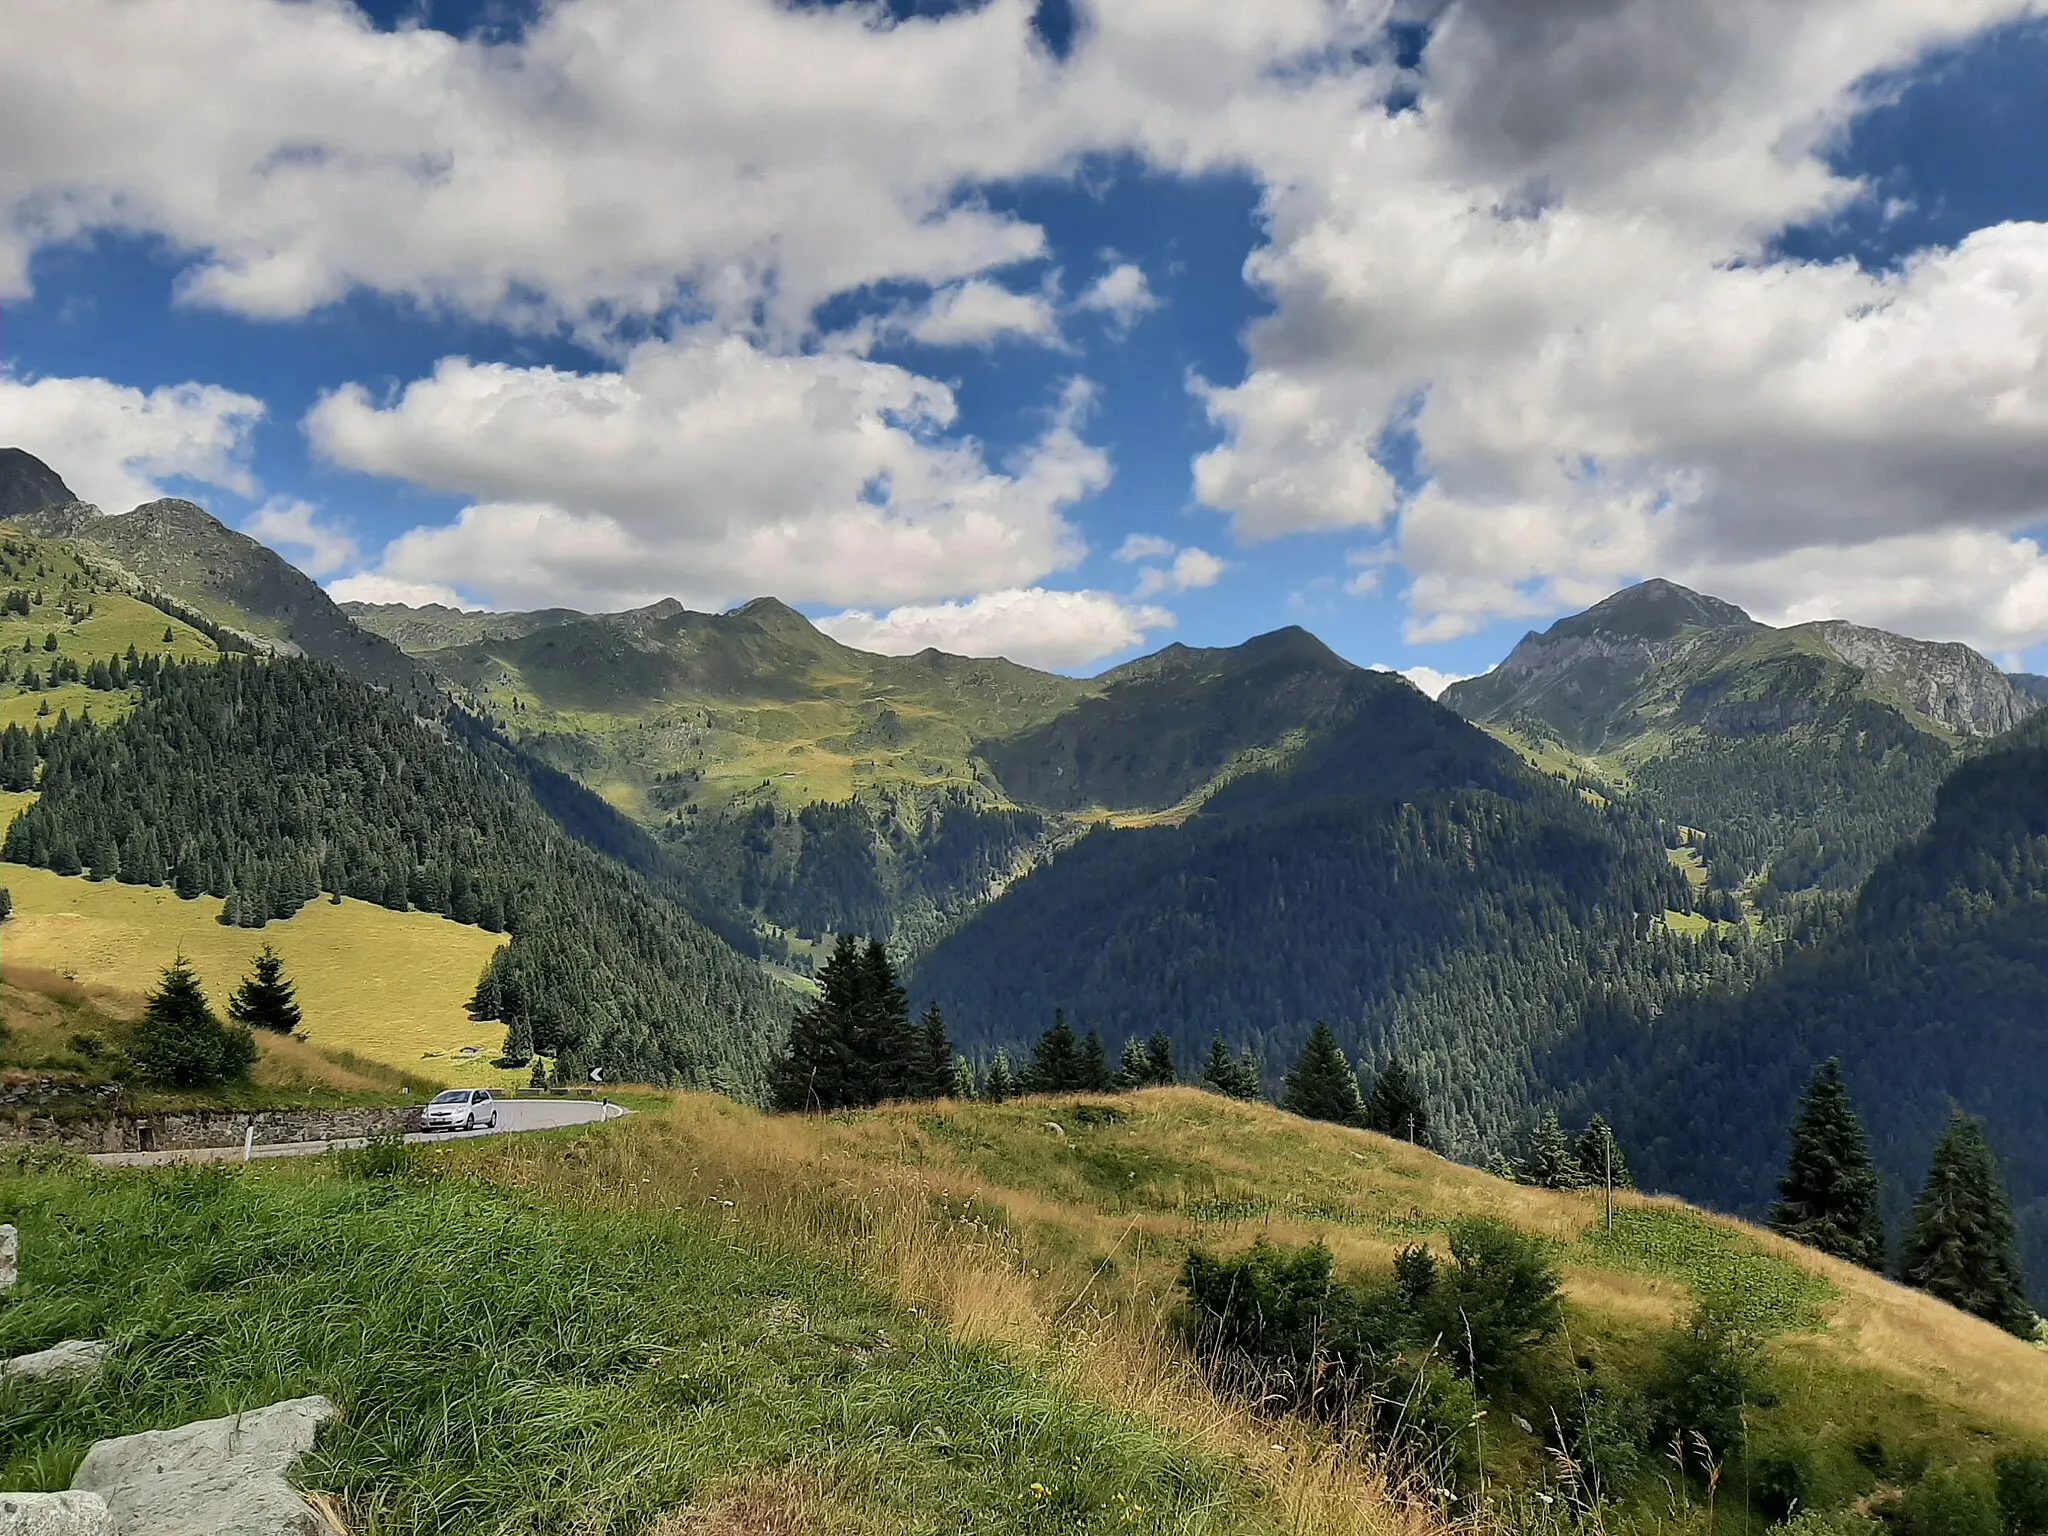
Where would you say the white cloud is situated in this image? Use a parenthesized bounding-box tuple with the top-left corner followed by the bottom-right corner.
(326, 572, 472, 609)
(817, 586, 1172, 670)
(1075, 262, 1159, 333)
(1133, 545, 1228, 598)
(242, 497, 357, 578)
(904, 279, 1062, 348)
(0, 373, 264, 512)
(1114, 532, 1177, 562)
(1375, 664, 1471, 701)
(312, 339, 1111, 613)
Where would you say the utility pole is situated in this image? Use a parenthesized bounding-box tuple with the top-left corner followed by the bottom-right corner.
(1604, 1129, 1615, 1235)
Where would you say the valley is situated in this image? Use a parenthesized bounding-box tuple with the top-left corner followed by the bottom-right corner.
(0, 450, 2043, 1535)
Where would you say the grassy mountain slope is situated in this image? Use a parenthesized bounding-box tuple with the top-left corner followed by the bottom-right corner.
(1, 656, 791, 1090)
(342, 599, 586, 652)
(16, 495, 430, 698)
(1566, 709, 2048, 1303)
(1442, 579, 2037, 897)
(473, 1089, 2048, 1525)
(914, 673, 1753, 1154)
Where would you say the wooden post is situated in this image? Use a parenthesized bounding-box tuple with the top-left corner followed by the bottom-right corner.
(1604, 1131, 1614, 1235)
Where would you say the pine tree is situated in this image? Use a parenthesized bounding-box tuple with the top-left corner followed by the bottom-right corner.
(1361, 1058, 1432, 1146)
(857, 939, 915, 1101)
(227, 944, 303, 1034)
(949, 1054, 977, 1100)
(1902, 1109, 2035, 1338)
(1199, 1034, 1239, 1095)
(983, 1049, 1017, 1104)
(914, 1002, 955, 1099)
(1077, 1029, 1113, 1091)
(1517, 1110, 1586, 1189)
(1769, 1059, 1885, 1269)
(1574, 1115, 1632, 1190)
(129, 954, 257, 1088)
(1115, 1037, 1151, 1091)
(1279, 1021, 1363, 1126)
(528, 1056, 549, 1090)
(1143, 1029, 1175, 1087)
(771, 934, 863, 1112)
(1022, 1010, 1083, 1094)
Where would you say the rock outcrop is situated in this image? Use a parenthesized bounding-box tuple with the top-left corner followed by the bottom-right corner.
(68, 1395, 340, 1536)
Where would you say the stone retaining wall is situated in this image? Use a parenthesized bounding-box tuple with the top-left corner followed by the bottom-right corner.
(0, 1105, 423, 1154)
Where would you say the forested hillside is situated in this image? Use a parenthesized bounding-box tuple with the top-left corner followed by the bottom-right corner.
(1444, 580, 2035, 899)
(2, 656, 790, 1089)
(1569, 711, 2048, 1302)
(914, 672, 1759, 1154)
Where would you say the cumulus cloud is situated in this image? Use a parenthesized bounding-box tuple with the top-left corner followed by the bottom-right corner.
(1133, 546, 1228, 598)
(0, 373, 264, 512)
(1114, 533, 1177, 562)
(1376, 663, 1472, 700)
(816, 587, 1173, 670)
(312, 339, 1110, 613)
(902, 279, 1062, 348)
(1075, 262, 1159, 334)
(325, 572, 473, 609)
(242, 498, 357, 578)
(1188, 0, 2048, 648)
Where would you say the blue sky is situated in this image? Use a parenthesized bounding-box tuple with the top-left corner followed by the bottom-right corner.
(5, 1, 2048, 682)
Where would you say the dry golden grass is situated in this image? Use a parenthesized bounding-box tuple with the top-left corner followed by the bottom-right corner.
(0, 861, 511, 1086)
(459, 1084, 2048, 1534)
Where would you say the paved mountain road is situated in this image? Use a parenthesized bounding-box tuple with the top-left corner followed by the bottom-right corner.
(87, 1097, 625, 1168)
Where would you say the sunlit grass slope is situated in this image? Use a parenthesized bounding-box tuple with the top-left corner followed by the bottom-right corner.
(0, 860, 511, 1087)
(0, 1154, 1299, 1536)
(460, 1088, 2048, 1525)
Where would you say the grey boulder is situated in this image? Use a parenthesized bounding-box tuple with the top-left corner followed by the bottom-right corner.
(2, 1342, 113, 1384)
(70, 1395, 340, 1536)
(0, 1493, 113, 1536)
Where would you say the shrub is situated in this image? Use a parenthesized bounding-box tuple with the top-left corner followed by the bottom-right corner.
(1424, 1217, 1564, 1383)
(1564, 1379, 1652, 1499)
(1904, 1472, 2002, 1536)
(1998, 1454, 2048, 1536)
(340, 1131, 426, 1183)
(1751, 1450, 1814, 1524)
(1649, 1299, 1754, 1464)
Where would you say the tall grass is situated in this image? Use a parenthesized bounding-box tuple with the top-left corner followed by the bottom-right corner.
(0, 1154, 1290, 1534)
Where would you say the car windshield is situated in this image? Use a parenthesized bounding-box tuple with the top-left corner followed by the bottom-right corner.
(430, 1091, 470, 1105)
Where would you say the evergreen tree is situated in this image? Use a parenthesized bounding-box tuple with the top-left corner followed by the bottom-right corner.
(1517, 1110, 1586, 1189)
(772, 934, 864, 1112)
(227, 944, 303, 1034)
(1143, 1028, 1175, 1087)
(1115, 1037, 1151, 1091)
(129, 954, 257, 1088)
(528, 1056, 549, 1090)
(915, 1002, 956, 1099)
(1278, 1021, 1363, 1126)
(949, 1054, 977, 1101)
(857, 939, 916, 1100)
(1199, 1034, 1261, 1099)
(1574, 1115, 1633, 1190)
(1770, 1059, 1885, 1269)
(1361, 1058, 1432, 1146)
(983, 1049, 1017, 1104)
(1902, 1109, 2035, 1338)
(1021, 1010, 1083, 1094)
(1077, 1029, 1113, 1092)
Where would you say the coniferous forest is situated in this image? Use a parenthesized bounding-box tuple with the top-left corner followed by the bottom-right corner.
(2, 656, 790, 1089)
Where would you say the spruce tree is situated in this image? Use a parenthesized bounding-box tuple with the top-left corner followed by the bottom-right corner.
(1115, 1038, 1151, 1091)
(1574, 1115, 1632, 1190)
(1902, 1109, 2035, 1338)
(1199, 1034, 1239, 1095)
(1022, 1010, 1082, 1094)
(771, 934, 863, 1111)
(1770, 1059, 1885, 1269)
(914, 1002, 955, 1100)
(1143, 1029, 1175, 1087)
(857, 939, 915, 1101)
(1279, 1021, 1363, 1126)
(129, 954, 257, 1088)
(983, 1049, 1016, 1104)
(227, 944, 303, 1034)
(1362, 1058, 1432, 1146)
(1517, 1110, 1586, 1189)
(949, 1054, 978, 1100)
(1077, 1029, 1113, 1092)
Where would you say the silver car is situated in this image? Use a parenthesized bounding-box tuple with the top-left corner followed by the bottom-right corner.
(423, 1088, 499, 1133)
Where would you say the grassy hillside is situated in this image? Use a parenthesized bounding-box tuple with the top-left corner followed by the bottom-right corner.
(0, 857, 512, 1087)
(460, 1089, 2048, 1528)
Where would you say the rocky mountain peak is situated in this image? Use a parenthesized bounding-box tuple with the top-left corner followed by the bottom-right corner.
(1547, 579, 1758, 644)
(0, 448, 75, 521)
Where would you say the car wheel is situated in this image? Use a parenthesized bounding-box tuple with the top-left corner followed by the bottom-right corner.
(488, 1114, 499, 1130)
(463, 1114, 475, 1132)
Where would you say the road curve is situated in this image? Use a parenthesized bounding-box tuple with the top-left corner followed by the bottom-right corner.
(87, 1097, 626, 1168)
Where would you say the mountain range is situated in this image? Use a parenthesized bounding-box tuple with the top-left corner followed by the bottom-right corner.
(1, 444, 2043, 1296)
